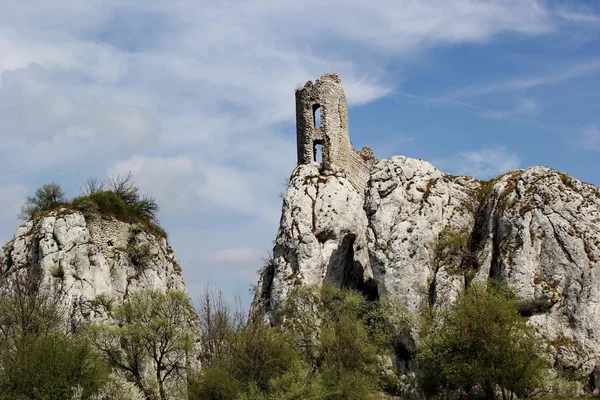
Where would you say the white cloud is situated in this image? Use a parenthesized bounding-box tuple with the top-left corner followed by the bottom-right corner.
(515, 98, 540, 116)
(557, 11, 600, 25)
(448, 60, 600, 99)
(0, 184, 27, 224)
(107, 155, 206, 216)
(435, 147, 521, 179)
(580, 124, 600, 151)
(211, 247, 264, 265)
(0, 184, 27, 246)
(0, 64, 159, 148)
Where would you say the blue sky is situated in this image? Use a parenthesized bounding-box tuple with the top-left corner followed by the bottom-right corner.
(1, 0, 599, 308)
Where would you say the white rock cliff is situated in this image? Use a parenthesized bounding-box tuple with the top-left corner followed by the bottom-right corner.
(0, 210, 187, 325)
(252, 73, 600, 389)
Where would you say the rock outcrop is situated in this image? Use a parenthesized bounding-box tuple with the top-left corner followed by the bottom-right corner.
(253, 156, 600, 386)
(252, 163, 374, 324)
(0, 209, 186, 325)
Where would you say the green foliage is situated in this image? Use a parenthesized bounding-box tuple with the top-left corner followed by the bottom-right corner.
(435, 226, 469, 266)
(0, 334, 108, 400)
(72, 190, 165, 238)
(190, 323, 303, 400)
(18, 182, 67, 220)
(190, 284, 400, 400)
(0, 272, 63, 349)
(90, 293, 114, 312)
(125, 241, 152, 272)
(417, 280, 548, 400)
(279, 285, 404, 400)
(433, 226, 477, 279)
(50, 265, 65, 279)
(190, 286, 304, 399)
(18, 174, 166, 238)
(91, 290, 196, 400)
(88, 372, 146, 400)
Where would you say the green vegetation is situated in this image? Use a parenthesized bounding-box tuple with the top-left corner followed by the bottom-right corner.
(189, 284, 406, 400)
(0, 334, 108, 400)
(50, 265, 65, 279)
(417, 281, 548, 400)
(18, 173, 166, 238)
(91, 290, 196, 400)
(18, 182, 67, 220)
(0, 268, 583, 399)
(0, 273, 107, 400)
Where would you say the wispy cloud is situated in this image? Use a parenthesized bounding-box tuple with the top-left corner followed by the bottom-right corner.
(435, 147, 521, 179)
(448, 60, 600, 99)
(557, 11, 600, 25)
(211, 247, 264, 266)
(393, 91, 507, 119)
(0, 184, 27, 224)
(514, 98, 540, 116)
(579, 124, 600, 151)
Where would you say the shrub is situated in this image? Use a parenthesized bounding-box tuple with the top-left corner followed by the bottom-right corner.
(0, 272, 64, 348)
(278, 285, 405, 399)
(416, 280, 548, 400)
(125, 239, 152, 273)
(89, 372, 146, 400)
(190, 285, 398, 400)
(18, 175, 165, 238)
(188, 323, 304, 400)
(50, 265, 65, 280)
(72, 190, 165, 238)
(79, 177, 105, 197)
(0, 334, 108, 400)
(18, 182, 67, 220)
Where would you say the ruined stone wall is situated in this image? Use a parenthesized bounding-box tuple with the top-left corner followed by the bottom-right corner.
(295, 73, 372, 193)
(88, 217, 131, 257)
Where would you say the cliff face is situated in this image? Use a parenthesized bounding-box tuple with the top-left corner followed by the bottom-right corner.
(253, 156, 600, 383)
(0, 210, 186, 325)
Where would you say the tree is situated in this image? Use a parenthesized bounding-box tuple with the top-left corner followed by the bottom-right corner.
(0, 334, 107, 400)
(0, 272, 107, 399)
(190, 286, 310, 400)
(18, 182, 66, 220)
(196, 286, 245, 367)
(417, 280, 548, 400)
(279, 285, 405, 400)
(0, 271, 64, 352)
(91, 290, 196, 400)
(188, 322, 313, 400)
(79, 177, 105, 196)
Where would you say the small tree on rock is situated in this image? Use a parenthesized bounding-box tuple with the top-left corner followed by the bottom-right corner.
(18, 182, 66, 220)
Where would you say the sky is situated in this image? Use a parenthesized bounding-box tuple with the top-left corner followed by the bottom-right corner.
(0, 0, 599, 308)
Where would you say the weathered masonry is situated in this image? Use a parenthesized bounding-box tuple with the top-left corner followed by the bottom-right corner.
(295, 73, 376, 192)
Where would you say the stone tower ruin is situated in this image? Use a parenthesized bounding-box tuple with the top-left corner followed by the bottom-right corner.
(295, 73, 376, 192)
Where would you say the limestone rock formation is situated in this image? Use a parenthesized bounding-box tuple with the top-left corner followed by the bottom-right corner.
(0, 209, 186, 325)
(253, 73, 600, 387)
(252, 163, 373, 324)
(254, 156, 600, 382)
(473, 166, 600, 377)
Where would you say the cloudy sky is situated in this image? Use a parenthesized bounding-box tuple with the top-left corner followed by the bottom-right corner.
(1, 0, 599, 307)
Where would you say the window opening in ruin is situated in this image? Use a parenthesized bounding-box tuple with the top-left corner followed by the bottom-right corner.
(314, 141, 323, 164)
(313, 104, 321, 128)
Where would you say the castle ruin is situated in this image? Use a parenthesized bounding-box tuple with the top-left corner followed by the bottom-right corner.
(295, 73, 376, 192)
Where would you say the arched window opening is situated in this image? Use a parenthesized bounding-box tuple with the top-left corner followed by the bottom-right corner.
(314, 141, 323, 164)
(312, 104, 321, 128)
